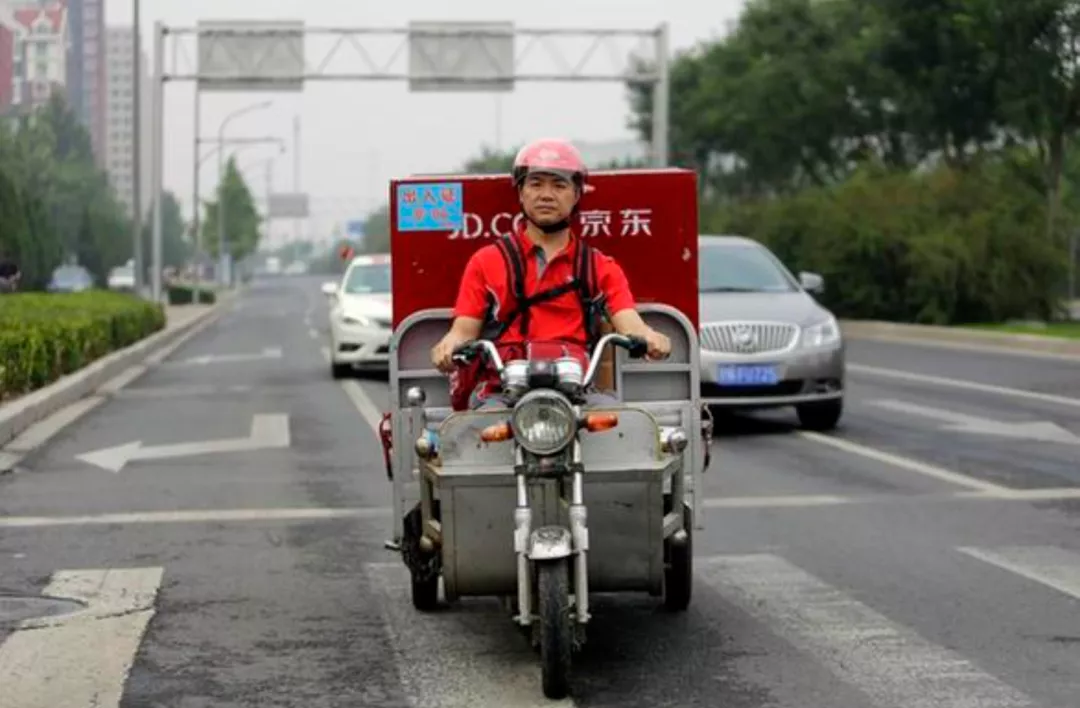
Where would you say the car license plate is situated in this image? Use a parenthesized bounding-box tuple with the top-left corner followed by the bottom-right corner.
(717, 364, 779, 386)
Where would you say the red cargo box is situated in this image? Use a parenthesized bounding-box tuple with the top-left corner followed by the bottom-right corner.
(389, 168, 699, 330)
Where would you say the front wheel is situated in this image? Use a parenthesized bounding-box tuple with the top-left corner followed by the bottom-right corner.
(796, 398, 843, 431)
(537, 560, 572, 699)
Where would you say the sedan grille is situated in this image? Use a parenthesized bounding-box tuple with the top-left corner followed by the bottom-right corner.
(700, 322, 799, 354)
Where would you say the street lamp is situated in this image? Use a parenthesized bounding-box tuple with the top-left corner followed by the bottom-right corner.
(216, 100, 272, 287)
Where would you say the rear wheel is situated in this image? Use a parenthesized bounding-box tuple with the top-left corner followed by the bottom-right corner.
(663, 503, 693, 611)
(402, 503, 441, 612)
(796, 399, 843, 431)
(537, 560, 572, 699)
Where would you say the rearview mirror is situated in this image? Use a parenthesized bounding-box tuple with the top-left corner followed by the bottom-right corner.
(321, 281, 338, 297)
(799, 271, 824, 294)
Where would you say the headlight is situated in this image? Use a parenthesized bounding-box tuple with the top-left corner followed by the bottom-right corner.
(510, 390, 577, 455)
(802, 316, 841, 348)
(342, 313, 373, 327)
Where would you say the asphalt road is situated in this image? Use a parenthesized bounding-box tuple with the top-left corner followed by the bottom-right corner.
(2, 276, 1080, 708)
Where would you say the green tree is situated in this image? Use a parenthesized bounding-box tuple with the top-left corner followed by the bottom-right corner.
(0, 93, 133, 287)
(200, 156, 262, 261)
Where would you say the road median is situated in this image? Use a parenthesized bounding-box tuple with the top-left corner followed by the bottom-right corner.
(0, 291, 238, 450)
(840, 320, 1080, 357)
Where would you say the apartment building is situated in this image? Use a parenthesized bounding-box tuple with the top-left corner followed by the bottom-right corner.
(105, 24, 151, 220)
(6, 1, 66, 112)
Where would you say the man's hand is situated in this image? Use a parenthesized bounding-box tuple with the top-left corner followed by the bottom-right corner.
(642, 327, 671, 360)
(431, 332, 469, 373)
(610, 308, 671, 360)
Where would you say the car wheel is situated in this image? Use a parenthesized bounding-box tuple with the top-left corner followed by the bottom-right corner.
(331, 360, 352, 379)
(796, 399, 843, 431)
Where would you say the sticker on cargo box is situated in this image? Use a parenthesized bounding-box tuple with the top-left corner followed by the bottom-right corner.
(396, 182, 464, 231)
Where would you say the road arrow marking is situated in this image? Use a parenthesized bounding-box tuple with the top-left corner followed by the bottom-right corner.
(0, 567, 164, 708)
(75, 414, 291, 472)
(166, 347, 282, 367)
(870, 399, 1080, 444)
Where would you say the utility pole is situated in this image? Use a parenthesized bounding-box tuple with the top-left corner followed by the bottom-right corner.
(131, 0, 143, 295)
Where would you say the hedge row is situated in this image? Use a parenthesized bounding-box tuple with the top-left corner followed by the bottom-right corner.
(705, 160, 1069, 325)
(0, 291, 166, 400)
(167, 284, 217, 305)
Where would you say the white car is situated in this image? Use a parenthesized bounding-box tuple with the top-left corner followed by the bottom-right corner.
(322, 254, 393, 378)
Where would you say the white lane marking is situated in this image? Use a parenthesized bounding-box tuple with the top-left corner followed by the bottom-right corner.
(848, 363, 1080, 409)
(7, 487, 1080, 528)
(112, 384, 254, 398)
(703, 494, 854, 508)
(75, 413, 291, 473)
(365, 561, 577, 708)
(319, 344, 386, 433)
(847, 333, 1080, 362)
(698, 554, 1038, 708)
(0, 567, 164, 708)
(957, 546, 1080, 602)
(341, 380, 385, 433)
(798, 431, 1009, 494)
(0, 507, 392, 528)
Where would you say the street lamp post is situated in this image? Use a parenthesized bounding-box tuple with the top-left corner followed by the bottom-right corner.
(132, 0, 143, 294)
(216, 100, 272, 288)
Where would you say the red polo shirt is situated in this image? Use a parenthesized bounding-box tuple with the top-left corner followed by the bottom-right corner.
(453, 222, 636, 346)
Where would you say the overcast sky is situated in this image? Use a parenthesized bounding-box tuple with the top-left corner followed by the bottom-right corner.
(107, 0, 746, 246)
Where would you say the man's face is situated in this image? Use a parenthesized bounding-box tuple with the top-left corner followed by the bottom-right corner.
(519, 172, 578, 226)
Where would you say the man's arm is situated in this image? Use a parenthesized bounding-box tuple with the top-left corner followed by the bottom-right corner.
(432, 252, 490, 372)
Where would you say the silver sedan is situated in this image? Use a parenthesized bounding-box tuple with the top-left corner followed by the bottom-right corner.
(697, 235, 844, 431)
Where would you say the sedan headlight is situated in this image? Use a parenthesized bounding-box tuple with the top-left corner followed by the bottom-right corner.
(341, 313, 374, 327)
(510, 390, 577, 455)
(802, 315, 841, 348)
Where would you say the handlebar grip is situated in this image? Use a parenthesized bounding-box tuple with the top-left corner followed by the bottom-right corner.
(625, 335, 648, 359)
(450, 341, 481, 365)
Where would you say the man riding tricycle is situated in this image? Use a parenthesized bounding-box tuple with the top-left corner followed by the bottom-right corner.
(379, 139, 712, 700)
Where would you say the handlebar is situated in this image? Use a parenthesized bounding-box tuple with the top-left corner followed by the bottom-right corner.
(451, 333, 649, 388)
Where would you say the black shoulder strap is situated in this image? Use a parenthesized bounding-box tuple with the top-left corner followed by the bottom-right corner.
(574, 240, 607, 349)
(489, 233, 603, 345)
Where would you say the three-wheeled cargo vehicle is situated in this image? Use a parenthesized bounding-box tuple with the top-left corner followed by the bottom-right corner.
(378, 168, 713, 699)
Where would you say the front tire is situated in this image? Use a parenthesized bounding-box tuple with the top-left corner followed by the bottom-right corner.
(796, 398, 843, 431)
(330, 359, 352, 379)
(537, 560, 572, 699)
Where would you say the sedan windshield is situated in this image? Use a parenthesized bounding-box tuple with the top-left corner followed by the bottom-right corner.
(343, 263, 390, 294)
(698, 241, 797, 293)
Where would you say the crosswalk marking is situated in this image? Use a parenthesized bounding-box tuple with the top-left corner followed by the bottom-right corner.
(957, 545, 1080, 601)
(696, 554, 1038, 708)
(365, 562, 577, 708)
(0, 567, 164, 708)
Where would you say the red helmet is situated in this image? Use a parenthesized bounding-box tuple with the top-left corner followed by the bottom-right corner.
(511, 138, 587, 190)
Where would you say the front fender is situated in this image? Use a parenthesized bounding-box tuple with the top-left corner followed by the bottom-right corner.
(528, 526, 573, 561)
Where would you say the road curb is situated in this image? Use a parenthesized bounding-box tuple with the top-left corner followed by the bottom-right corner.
(840, 320, 1080, 358)
(0, 291, 239, 449)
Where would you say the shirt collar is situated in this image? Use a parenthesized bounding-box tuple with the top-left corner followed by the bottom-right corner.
(513, 219, 578, 261)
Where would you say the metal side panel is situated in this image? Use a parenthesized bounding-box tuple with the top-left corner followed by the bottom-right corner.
(443, 474, 667, 598)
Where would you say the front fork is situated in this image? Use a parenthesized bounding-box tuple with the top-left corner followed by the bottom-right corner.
(513, 440, 590, 627)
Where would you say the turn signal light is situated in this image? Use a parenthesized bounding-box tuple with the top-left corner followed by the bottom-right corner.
(480, 422, 513, 442)
(583, 412, 619, 432)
